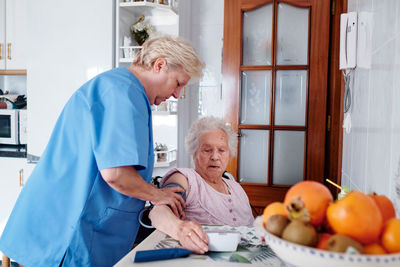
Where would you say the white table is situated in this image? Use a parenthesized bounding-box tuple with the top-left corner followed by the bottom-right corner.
(114, 230, 286, 267)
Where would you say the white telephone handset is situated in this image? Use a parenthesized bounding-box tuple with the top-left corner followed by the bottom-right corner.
(339, 12, 358, 70)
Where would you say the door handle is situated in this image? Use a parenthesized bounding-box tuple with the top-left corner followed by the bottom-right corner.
(180, 86, 186, 99)
(19, 169, 24, 187)
(7, 43, 11, 60)
(0, 43, 2, 60)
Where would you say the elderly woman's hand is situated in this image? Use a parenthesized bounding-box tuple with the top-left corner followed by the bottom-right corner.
(151, 186, 186, 219)
(176, 221, 209, 254)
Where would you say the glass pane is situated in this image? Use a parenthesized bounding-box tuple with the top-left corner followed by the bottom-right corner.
(0, 115, 11, 138)
(242, 4, 273, 65)
(273, 131, 304, 185)
(239, 129, 269, 184)
(275, 70, 307, 126)
(276, 3, 309, 65)
(240, 71, 271, 125)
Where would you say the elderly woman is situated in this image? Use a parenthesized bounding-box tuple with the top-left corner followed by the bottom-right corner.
(149, 117, 254, 254)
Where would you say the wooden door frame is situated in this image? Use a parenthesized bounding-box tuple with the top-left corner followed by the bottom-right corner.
(325, 0, 347, 197)
(222, 0, 332, 207)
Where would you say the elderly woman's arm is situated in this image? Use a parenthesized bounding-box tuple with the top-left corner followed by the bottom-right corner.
(149, 173, 209, 254)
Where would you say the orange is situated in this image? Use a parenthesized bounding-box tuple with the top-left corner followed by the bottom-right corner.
(262, 202, 286, 225)
(316, 233, 332, 250)
(370, 193, 396, 224)
(284, 181, 333, 226)
(326, 190, 383, 245)
(381, 218, 400, 253)
(363, 243, 387, 255)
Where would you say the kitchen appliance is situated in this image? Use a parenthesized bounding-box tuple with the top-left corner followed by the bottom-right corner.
(0, 109, 27, 145)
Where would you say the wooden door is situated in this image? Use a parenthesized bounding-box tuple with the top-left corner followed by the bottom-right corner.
(222, 0, 331, 214)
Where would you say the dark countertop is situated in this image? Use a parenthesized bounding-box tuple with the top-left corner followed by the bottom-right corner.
(0, 144, 27, 158)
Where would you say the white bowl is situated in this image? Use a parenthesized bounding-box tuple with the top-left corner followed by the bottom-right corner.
(254, 216, 400, 267)
(206, 230, 241, 252)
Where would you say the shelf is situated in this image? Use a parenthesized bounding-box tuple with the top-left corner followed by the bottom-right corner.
(0, 144, 27, 158)
(154, 147, 176, 168)
(119, 46, 142, 63)
(152, 110, 177, 115)
(154, 147, 176, 154)
(120, 0, 177, 16)
(120, 46, 142, 49)
(151, 99, 177, 114)
(116, 0, 179, 67)
(0, 70, 27, 75)
(154, 159, 176, 168)
(120, 58, 135, 63)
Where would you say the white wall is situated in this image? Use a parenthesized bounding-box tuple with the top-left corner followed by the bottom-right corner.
(26, 0, 114, 158)
(191, 0, 225, 118)
(177, 0, 224, 168)
(342, 0, 400, 215)
(0, 75, 26, 95)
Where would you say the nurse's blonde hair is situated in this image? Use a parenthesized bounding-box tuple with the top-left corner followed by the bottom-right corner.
(185, 116, 238, 157)
(132, 34, 204, 79)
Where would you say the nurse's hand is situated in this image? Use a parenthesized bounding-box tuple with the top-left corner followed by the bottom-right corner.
(152, 187, 186, 219)
(177, 221, 209, 254)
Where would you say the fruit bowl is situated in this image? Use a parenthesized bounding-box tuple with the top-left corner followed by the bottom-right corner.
(254, 216, 400, 267)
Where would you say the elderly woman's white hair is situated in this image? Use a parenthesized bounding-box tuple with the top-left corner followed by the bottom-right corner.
(185, 116, 238, 157)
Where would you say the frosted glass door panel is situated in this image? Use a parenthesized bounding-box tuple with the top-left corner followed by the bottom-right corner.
(276, 3, 309, 65)
(241, 71, 271, 125)
(242, 4, 272, 66)
(275, 70, 307, 126)
(273, 131, 304, 185)
(239, 130, 269, 184)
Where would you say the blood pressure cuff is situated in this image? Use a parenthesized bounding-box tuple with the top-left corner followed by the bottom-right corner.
(162, 182, 186, 202)
(138, 182, 186, 228)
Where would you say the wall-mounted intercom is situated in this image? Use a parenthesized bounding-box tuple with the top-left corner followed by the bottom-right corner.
(339, 12, 358, 70)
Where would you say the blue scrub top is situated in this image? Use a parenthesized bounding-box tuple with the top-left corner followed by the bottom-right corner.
(0, 67, 154, 266)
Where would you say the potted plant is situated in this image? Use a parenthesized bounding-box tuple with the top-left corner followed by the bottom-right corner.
(130, 16, 154, 45)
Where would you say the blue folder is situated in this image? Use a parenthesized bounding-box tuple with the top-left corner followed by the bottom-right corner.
(134, 248, 193, 262)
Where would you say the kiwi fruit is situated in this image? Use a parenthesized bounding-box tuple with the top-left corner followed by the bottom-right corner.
(265, 214, 290, 237)
(325, 234, 364, 253)
(281, 219, 317, 247)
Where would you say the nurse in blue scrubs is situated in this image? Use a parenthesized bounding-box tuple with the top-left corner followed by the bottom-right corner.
(0, 35, 204, 267)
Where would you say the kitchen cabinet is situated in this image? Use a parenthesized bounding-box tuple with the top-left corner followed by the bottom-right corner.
(0, 158, 34, 236)
(0, 0, 27, 71)
(26, 0, 113, 159)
